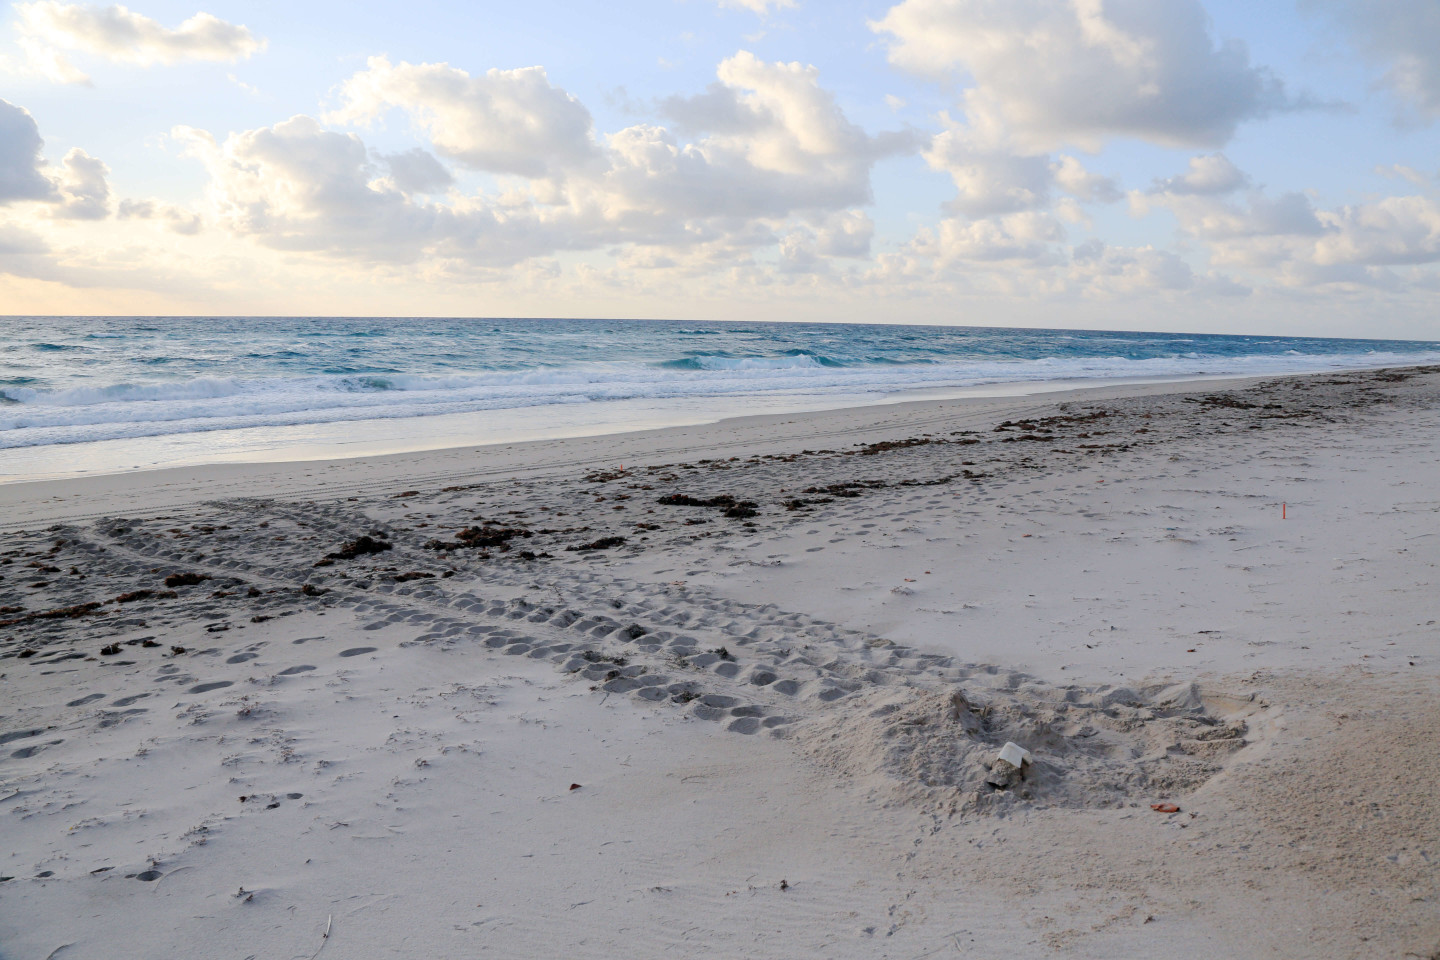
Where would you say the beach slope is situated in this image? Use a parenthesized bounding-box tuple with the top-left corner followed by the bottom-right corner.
(1, 367, 1436, 959)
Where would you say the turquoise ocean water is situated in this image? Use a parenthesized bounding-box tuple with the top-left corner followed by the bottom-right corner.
(3, 317, 1437, 476)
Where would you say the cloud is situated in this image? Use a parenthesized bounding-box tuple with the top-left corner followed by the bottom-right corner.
(51, 147, 109, 219)
(1052, 155, 1122, 203)
(0, 98, 116, 221)
(1136, 156, 1326, 244)
(816, 210, 874, 256)
(11, 2, 265, 84)
(1308, 0, 1440, 121)
(924, 129, 1053, 217)
(1072, 244, 1197, 293)
(174, 116, 490, 262)
(0, 221, 49, 255)
(915, 210, 1067, 265)
(117, 197, 202, 233)
(1148, 152, 1249, 195)
(717, 0, 796, 13)
(328, 56, 599, 178)
(380, 148, 454, 195)
(922, 136, 1119, 223)
(1375, 163, 1430, 187)
(872, 0, 1291, 150)
(0, 99, 58, 203)
(1314, 195, 1440, 267)
(647, 52, 918, 214)
(173, 50, 919, 282)
(1131, 152, 1440, 282)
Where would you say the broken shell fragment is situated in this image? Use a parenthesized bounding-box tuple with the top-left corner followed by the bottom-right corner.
(997, 741, 1032, 768)
(985, 741, 1032, 790)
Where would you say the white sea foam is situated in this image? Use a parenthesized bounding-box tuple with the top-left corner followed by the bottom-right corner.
(3, 349, 1438, 449)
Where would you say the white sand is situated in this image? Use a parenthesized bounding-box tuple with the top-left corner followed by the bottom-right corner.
(1, 367, 1436, 958)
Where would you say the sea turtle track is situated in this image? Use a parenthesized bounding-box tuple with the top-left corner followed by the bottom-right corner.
(1, 410, 1270, 811)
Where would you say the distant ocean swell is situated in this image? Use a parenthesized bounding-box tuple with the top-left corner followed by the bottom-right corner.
(3, 345, 1439, 450)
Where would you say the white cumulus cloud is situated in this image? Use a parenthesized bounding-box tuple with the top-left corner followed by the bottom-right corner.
(1052, 155, 1122, 203)
(1148, 152, 1249, 195)
(328, 56, 599, 178)
(50, 147, 109, 219)
(872, 0, 1291, 151)
(0, 99, 58, 203)
(1314, 195, 1440, 267)
(11, 2, 265, 84)
(924, 129, 1053, 217)
(172, 50, 918, 281)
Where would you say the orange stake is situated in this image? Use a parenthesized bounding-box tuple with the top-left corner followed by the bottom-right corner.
(1283, 502, 1287, 520)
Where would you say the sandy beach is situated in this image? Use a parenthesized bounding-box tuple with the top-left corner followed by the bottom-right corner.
(1, 366, 1436, 959)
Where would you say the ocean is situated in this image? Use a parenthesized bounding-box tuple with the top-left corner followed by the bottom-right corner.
(3, 316, 1438, 480)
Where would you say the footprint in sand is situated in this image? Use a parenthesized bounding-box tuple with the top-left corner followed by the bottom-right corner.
(278, 665, 315, 676)
(226, 653, 258, 664)
(187, 681, 233, 694)
(66, 694, 106, 707)
(0, 729, 43, 745)
(111, 693, 151, 707)
(11, 741, 60, 759)
(339, 647, 376, 657)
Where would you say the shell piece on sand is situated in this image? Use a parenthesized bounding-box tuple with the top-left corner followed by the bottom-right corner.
(997, 741, 1032, 768)
(985, 742, 1032, 790)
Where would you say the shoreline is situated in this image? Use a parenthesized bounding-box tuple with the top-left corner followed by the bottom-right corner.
(1, 363, 1436, 958)
(1, 361, 1428, 488)
(0, 368, 1368, 530)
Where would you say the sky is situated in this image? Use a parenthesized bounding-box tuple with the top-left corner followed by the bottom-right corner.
(0, 0, 1438, 338)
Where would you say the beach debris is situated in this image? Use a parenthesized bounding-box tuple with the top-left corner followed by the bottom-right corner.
(324, 535, 392, 562)
(392, 571, 434, 582)
(303, 914, 333, 960)
(426, 524, 531, 552)
(569, 783, 582, 791)
(301, 584, 327, 597)
(984, 741, 1032, 790)
(99, 643, 121, 656)
(658, 493, 728, 507)
(803, 483, 865, 498)
(567, 536, 626, 552)
(656, 493, 757, 518)
(113, 589, 175, 603)
(1151, 803, 1180, 813)
(170, 645, 187, 656)
(779, 879, 789, 891)
(163, 572, 209, 588)
(0, 601, 103, 628)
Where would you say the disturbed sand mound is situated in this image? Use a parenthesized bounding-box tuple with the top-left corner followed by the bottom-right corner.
(794, 678, 1250, 814)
